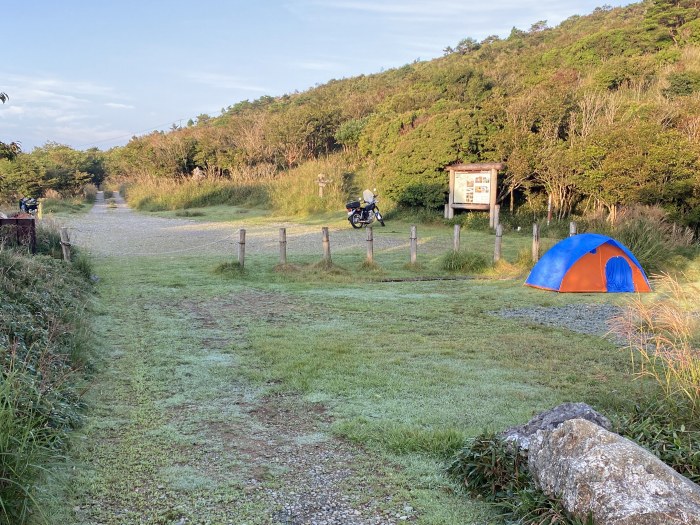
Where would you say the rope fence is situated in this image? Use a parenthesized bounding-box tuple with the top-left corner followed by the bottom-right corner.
(54, 221, 579, 266)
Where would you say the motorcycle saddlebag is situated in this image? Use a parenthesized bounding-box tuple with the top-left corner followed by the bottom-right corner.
(345, 200, 361, 209)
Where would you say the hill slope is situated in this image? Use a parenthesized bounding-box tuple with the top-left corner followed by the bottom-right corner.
(5, 1, 700, 227)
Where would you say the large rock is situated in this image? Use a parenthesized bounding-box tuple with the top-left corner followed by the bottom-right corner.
(502, 402, 611, 450)
(529, 418, 700, 525)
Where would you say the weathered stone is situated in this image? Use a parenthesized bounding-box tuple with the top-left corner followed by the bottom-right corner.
(502, 402, 611, 450)
(529, 418, 700, 525)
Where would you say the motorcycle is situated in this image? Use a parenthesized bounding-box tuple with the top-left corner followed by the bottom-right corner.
(346, 189, 385, 229)
(19, 197, 38, 215)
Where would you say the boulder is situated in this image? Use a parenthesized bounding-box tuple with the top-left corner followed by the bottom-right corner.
(502, 402, 611, 450)
(529, 418, 700, 525)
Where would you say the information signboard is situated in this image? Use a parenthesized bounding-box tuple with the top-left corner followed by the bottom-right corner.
(453, 171, 491, 205)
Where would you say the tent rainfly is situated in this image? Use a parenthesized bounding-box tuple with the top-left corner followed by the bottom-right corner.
(525, 233, 651, 293)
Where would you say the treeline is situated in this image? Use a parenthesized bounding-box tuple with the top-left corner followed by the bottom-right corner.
(3, 0, 700, 227)
(0, 142, 106, 200)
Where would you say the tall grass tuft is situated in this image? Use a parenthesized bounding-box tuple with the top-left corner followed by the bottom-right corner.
(440, 250, 489, 273)
(613, 274, 700, 415)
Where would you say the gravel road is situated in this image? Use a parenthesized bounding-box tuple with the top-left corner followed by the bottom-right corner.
(65, 191, 416, 259)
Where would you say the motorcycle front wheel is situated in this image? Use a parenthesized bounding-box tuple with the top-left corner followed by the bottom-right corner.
(350, 213, 363, 229)
(376, 212, 386, 226)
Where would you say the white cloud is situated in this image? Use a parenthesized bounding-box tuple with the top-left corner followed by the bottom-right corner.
(291, 60, 341, 72)
(185, 72, 270, 92)
(0, 71, 136, 149)
(105, 102, 135, 109)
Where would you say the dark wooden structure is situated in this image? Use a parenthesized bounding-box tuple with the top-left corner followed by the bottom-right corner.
(444, 162, 504, 227)
(0, 217, 37, 253)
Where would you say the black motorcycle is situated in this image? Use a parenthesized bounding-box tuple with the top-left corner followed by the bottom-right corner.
(346, 189, 385, 229)
(19, 197, 38, 215)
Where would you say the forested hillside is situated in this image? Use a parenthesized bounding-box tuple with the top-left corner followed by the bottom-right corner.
(3, 0, 700, 227)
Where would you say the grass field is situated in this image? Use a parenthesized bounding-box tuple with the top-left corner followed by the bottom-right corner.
(62, 218, 643, 523)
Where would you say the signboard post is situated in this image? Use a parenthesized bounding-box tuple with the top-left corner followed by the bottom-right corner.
(445, 163, 503, 227)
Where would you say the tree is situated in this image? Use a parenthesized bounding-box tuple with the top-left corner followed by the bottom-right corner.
(645, 0, 700, 45)
(0, 92, 21, 160)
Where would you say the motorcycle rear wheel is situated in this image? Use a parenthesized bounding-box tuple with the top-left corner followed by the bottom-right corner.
(350, 214, 363, 229)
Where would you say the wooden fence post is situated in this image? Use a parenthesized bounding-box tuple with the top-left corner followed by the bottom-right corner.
(494, 224, 503, 262)
(453, 224, 461, 252)
(366, 227, 374, 262)
(279, 227, 287, 265)
(322, 227, 331, 262)
(569, 221, 577, 237)
(494, 204, 500, 229)
(532, 223, 540, 263)
(410, 225, 418, 264)
(60, 227, 71, 262)
(238, 228, 246, 269)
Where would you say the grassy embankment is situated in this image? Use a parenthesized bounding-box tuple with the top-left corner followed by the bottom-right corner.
(0, 223, 94, 525)
(62, 205, 666, 525)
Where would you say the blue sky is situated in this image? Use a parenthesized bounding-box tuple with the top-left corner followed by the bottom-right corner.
(1, 0, 634, 151)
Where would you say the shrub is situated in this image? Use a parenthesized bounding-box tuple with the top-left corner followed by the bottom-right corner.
(267, 155, 356, 216)
(664, 71, 700, 98)
(82, 184, 98, 203)
(393, 183, 446, 210)
(456, 211, 490, 231)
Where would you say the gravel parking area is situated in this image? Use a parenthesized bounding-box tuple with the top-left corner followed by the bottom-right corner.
(65, 191, 412, 260)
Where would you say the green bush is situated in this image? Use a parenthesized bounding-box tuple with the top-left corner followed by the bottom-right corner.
(456, 211, 490, 231)
(664, 71, 700, 98)
(394, 183, 447, 210)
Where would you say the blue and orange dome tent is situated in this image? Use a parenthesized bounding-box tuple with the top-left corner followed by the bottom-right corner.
(525, 233, 651, 293)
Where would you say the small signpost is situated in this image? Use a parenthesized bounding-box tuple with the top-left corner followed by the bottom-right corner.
(317, 174, 331, 198)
